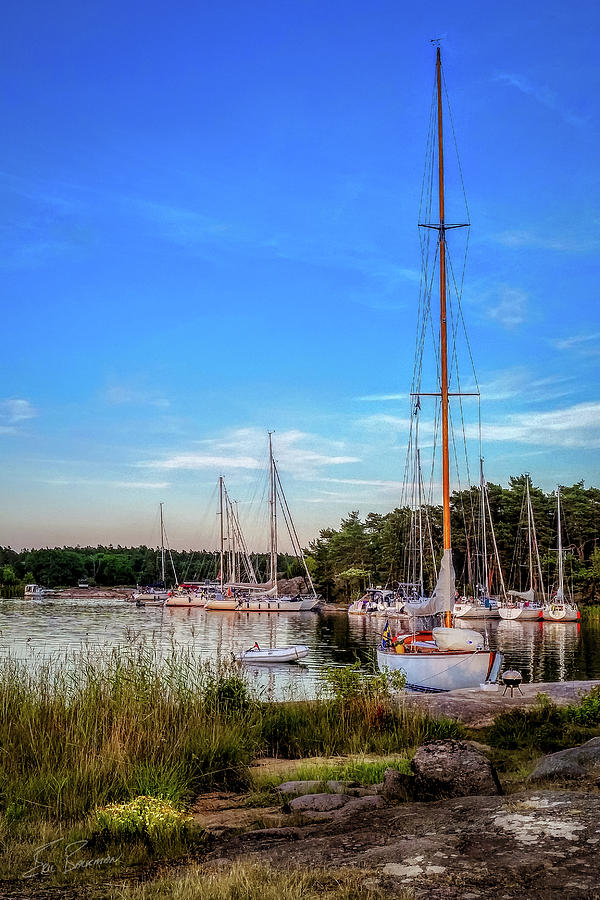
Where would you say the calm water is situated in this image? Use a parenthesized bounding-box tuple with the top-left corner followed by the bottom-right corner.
(1, 597, 599, 698)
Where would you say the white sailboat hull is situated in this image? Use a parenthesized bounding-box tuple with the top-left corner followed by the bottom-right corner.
(542, 604, 580, 622)
(377, 647, 502, 692)
(454, 602, 500, 620)
(166, 593, 208, 608)
(299, 596, 320, 610)
(238, 645, 310, 663)
(134, 591, 168, 603)
(498, 606, 542, 621)
(237, 596, 304, 612)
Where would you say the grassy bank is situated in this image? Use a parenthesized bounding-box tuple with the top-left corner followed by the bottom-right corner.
(0, 649, 459, 827)
(3, 648, 600, 893)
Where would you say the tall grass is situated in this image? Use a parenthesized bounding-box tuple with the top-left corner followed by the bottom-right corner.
(0, 647, 258, 823)
(0, 648, 461, 829)
(114, 860, 405, 900)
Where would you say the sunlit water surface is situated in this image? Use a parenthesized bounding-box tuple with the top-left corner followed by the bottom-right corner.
(1, 597, 599, 699)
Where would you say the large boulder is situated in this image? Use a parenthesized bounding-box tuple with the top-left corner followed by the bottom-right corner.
(529, 736, 600, 782)
(380, 767, 419, 802)
(411, 740, 502, 799)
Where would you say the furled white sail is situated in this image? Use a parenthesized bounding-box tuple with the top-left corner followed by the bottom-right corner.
(405, 549, 455, 617)
(508, 588, 535, 603)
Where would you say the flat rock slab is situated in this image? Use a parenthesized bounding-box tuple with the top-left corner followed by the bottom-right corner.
(288, 792, 385, 820)
(210, 789, 600, 898)
(289, 792, 348, 812)
(529, 736, 600, 782)
(277, 779, 368, 796)
(403, 680, 600, 727)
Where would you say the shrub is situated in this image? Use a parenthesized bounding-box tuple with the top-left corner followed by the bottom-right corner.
(93, 796, 200, 850)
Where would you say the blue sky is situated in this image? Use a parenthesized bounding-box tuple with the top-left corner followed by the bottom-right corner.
(1, 0, 599, 550)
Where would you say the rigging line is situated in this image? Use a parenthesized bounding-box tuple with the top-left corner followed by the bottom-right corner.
(441, 64, 471, 224)
(446, 279, 475, 503)
(446, 243, 479, 393)
(414, 236, 438, 395)
(418, 72, 438, 229)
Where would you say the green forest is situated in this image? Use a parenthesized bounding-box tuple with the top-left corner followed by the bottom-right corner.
(1, 476, 599, 603)
(308, 476, 600, 603)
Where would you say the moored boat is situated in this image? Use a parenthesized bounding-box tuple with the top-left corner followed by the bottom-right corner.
(24, 584, 55, 598)
(454, 597, 501, 619)
(542, 486, 580, 622)
(376, 47, 502, 690)
(499, 477, 544, 621)
(134, 504, 176, 605)
(238, 643, 310, 663)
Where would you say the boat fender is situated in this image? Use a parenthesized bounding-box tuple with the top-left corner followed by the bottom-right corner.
(395, 643, 405, 654)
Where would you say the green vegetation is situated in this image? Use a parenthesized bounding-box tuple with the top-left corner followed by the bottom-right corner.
(480, 688, 600, 754)
(286, 756, 412, 785)
(93, 796, 201, 853)
(0, 546, 306, 593)
(0, 650, 452, 888)
(308, 477, 600, 601)
(2, 475, 599, 601)
(114, 861, 398, 900)
(0, 650, 456, 830)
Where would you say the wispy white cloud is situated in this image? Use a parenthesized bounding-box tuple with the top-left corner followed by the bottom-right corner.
(316, 476, 406, 489)
(139, 427, 361, 478)
(41, 478, 170, 489)
(0, 398, 36, 423)
(140, 454, 262, 471)
(492, 229, 598, 254)
(476, 369, 575, 404)
(553, 331, 600, 354)
(494, 73, 587, 126)
(483, 285, 529, 329)
(104, 385, 170, 408)
(355, 392, 407, 402)
(0, 398, 37, 434)
(467, 401, 600, 449)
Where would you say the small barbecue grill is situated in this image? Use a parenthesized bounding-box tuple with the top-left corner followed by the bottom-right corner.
(502, 669, 523, 697)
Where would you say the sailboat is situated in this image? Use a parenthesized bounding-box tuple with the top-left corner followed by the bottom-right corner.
(134, 503, 174, 605)
(498, 476, 543, 621)
(168, 476, 257, 608)
(205, 434, 319, 612)
(454, 461, 502, 619)
(376, 47, 503, 691)
(542, 486, 580, 622)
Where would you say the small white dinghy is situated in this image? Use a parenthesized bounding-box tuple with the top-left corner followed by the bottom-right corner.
(238, 644, 310, 664)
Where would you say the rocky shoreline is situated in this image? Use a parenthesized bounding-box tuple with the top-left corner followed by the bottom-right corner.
(403, 679, 600, 727)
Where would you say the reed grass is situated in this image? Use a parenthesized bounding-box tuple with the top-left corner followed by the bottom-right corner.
(0, 647, 259, 825)
(0, 646, 461, 835)
(113, 860, 406, 900)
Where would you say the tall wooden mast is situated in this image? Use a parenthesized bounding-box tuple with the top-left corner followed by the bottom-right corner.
(159, 501, 166, 587)
(268, 432, 278, 593)
(219, 475, 224, 590)
(436, 46, 451, 556)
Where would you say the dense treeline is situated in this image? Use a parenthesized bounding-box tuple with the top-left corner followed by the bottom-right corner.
(308, 477, 600, 603)
(0, 546, 305, 596)
(1, 476, 599, 603)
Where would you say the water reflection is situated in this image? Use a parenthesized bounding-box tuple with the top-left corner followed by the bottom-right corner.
(1, 597, 599, 699)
